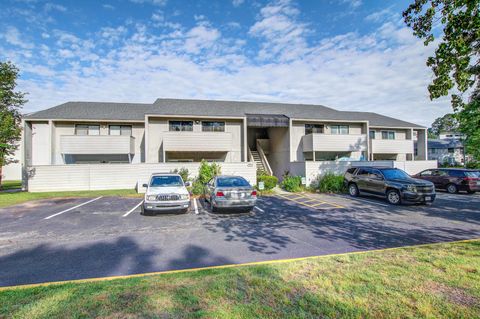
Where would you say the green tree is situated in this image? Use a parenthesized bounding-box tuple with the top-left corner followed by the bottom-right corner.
(403, 0, 479, 161)
(0, 61, 27, 187)
(429, 113, 459, 136)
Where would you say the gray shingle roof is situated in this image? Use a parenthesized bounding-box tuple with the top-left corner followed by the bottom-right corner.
(25, 98, 425, 128)
(427, 139, 464, 149)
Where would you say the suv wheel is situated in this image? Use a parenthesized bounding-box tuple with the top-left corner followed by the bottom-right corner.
(348, 183, 359, 197)
(386, 189, 401, 205)
(446, 183, 458, 194)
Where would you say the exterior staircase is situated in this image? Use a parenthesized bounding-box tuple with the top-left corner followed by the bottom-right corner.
(250, 150, 267, 172)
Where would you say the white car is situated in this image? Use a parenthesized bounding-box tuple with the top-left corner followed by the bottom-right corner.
(142, 173, 191, 215)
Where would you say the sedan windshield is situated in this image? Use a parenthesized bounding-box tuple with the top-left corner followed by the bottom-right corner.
(150, 176, 183, 187)
(217, 177, 250, 187)
(381, 169, 410, 179)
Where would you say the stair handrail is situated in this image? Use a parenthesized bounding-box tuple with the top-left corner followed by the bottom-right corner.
(247, 147, 254, 162)
(256, 140, 273, 176)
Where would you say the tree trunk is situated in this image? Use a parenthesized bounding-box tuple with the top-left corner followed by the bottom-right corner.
(0, 165, 3, 190)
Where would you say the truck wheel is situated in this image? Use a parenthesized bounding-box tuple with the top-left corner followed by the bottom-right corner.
(386, 189, 401, 205)
(141, 206, 152, 216)
(348, 183, 359, 197)
(446, 184, 458, 194)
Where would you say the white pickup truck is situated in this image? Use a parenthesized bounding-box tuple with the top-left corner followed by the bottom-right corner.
(142, 173, 191, 215)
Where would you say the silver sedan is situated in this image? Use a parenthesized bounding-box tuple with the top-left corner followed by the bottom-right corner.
(204, 175, 257, 212)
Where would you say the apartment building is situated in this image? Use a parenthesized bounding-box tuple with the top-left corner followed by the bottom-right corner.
(22, 98, 429, 191)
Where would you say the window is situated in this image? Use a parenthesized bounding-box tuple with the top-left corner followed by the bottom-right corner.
(331, 125, 349, 135)
(149, 175, 184, 187)
(429, 148, 437, 154)
(419, 170, 433, 176)
(369, 169, 383, 180)
(109, 125, 132, 136)
(202, 121, 225, 132)
(369, 130, 376, 139)
(356, 168, 371, 176)
(305, 124, 324, 134)
(169, 121, 193, 132)
(381, 131, 395, 140)
(447, 170, 465, 177)
(448, 148, 455, 154)
(75, 124, 100, 136)
(216, 177, 250, 187)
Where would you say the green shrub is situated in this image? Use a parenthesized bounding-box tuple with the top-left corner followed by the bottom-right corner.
(312, 173, 346, 193)
(191, 180, 205, 195)
(281, 175, 302, 192)
(257, 175, 278, 190)
(171, 167, 190, 182)
(191, 160, 222, 195)
(466, 161, 480, 169)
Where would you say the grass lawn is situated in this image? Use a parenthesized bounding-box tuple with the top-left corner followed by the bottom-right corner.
(1, 240, 479, 318)
(0, 180, 22, 191)
(0, 189, 142, 208)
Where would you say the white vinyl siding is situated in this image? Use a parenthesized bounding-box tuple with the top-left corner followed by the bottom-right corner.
(60, 135, 135, 154)
(302, 133, 367, 152)
(162, 132, 233, 152)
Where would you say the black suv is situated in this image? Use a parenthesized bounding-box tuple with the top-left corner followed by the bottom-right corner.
(344, 167, 436, 205)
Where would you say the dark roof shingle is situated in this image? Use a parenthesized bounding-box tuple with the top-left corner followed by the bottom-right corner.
(25, 98, 425, 128)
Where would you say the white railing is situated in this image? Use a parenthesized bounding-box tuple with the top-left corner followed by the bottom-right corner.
(256, 140, 273, 176)
(302, 134, 367, 152)
(60, 135, 135, 154)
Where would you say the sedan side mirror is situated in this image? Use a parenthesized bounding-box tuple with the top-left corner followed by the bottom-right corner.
(185, 181, 191, 187)
(142, 183, 148, 188)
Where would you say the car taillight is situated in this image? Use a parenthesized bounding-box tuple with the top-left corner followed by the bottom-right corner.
(251, 190, 257, 196)
(464, 177, 478, 182)
(216, 191, 224, 197)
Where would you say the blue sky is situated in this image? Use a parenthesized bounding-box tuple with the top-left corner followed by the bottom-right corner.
(0, 0, 450, 126)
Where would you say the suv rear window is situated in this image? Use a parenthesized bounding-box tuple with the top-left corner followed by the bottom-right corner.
(447, 170, 465, 177)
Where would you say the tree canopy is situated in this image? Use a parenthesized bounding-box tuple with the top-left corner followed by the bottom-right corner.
(403, 0, 479, 107)
(429, 113, 459, 137)
(0, 61, 26, 172)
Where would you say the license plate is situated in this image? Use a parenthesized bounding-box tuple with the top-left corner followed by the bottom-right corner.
(425, 196, 431, 201)
(232, 192, 246, 199)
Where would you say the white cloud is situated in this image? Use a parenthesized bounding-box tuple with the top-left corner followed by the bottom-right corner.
(184, 24, 221, 54)
(249, 0, 308, 61)
(4, 0, 452, 127)
(365, 7, 396, 22)
(341, 0, 362, 9)
(129, 0, 167, 6)
(44, 3, 67, 12)
(232, 0, 244, 7)
(102, 4, 115, 10)
(2, 26, 34, 49)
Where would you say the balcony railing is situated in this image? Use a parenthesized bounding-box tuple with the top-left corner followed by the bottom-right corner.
(302, 133, 367, 152)
(162, 131, 233, 152)
(60, 135, 135, 154)
(370, 139, 413, 154)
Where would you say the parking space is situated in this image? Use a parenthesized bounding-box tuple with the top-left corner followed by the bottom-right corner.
(0, 191, 479, 287)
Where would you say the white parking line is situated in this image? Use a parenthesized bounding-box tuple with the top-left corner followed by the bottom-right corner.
(44, 197, 103, 220)
(122, 201, 144, 217)
(254, 206, 265, 213)
(193, 198, 199, 214)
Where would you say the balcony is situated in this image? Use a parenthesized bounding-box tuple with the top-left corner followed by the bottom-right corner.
(60, 135, 135, 154)
(302, 133, 367, 152)
(370, 139, 413, 154)
(162, 131, 233, 152)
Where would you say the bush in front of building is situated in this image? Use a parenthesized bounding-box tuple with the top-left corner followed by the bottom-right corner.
(311, 173, 346, 193)
(191, 160, 222, 195)
(281, 175, 303, 192)
(171, 167, 190, 182)
(257, 174, 278, 190)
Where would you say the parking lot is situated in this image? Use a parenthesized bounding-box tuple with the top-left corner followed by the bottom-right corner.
(0, 191, 479, 287)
